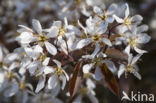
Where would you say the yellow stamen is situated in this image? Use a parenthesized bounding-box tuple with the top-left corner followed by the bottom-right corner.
(56, 68, 63, 76)
(92, 33, 100, 41)
(39, 35, 47, 42)
(19, 82, 26, 90)
(124, 18, 131, 26)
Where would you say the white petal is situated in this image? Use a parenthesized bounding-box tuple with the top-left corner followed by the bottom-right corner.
(35, 76, 45, 93)
(76, 39, 91, 49)
(118, 64, 125, 78)
(106, 17, 114, 23)
(132, 54, 142, 65)
(102, 38, 112, 46)
(63, 70, 69, 81)
(16, 32, 34, 44)
(18, 25, 33, 33)
(44, 66, 54, 74)
(45, 41, 57, 55)
(113, 15, 124, 23)
(78, 20, 87, 34)
(133, 71, 142, 80)
(128, 54, 133, 65)
(8, 62, 19, 71)
(64, 17, 68, 28)
(86, 78, 95, 89)
(4, 53, 19, 64)
(107, 3, 117, 15)
(104, 60, 117, 73)
(136, 25, 148, 34)
(59, 75, 66, 90)
(32, 19, 42, 34)
(53, 21, 62, 28)
(125, 3, 129, 18)
(131, 15, 143, 23)
(134, 46, 147, 54)
(73, 95, 82, 103)
(124, 45, 130, 55)
(42, 57, 50, 66)
(93, 6, 102, 16)
(95, 66, 103, 80)
(48, 74, 57, 89)
(34, 45, 43, 54)
(136, 33, 151, 44)
(27, 61, 39, 75)
(87, 93, 99, 103)
(82, 63, 94, 73)
(47, 26, 58, 38)
(53, 59, 61, 68)
(0, 47, 3, 61)
(4, 82, 19, 97)
(91, 43, 100, 57)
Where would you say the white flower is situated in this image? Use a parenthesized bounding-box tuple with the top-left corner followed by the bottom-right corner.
(93, 4, 117, 23)
(124, 25, 151, 54)
(18, 19, 57, 55)
(76, 16, 112, 49)
(118, 54, 142, 80)
(47, 59, 69, 90)
(73, 78, 98, 103)
(113, 3, 143, 29)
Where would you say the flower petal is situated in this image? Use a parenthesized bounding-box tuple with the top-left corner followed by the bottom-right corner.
(76, 38, 91, 49)
(131, 15, 143, 24)
(45, 41, 57, 55)
(113, 15, 124, 23)
(95, 66, 103, 80)
(0, 47, 3, 61)
(134, 46, 147, 54)
(35, 76, 45, 93)
(133, 71, 142, 80)
(101, 38, 112, 46)
(82, 63, 94, 73)
(93, 6, 102, 16)
(47, 26, 58, 38)
(132, 54, 142, 65)
(59, 74, 66, 90)
(118, 64, 125, 78)
(32, 19, 42, 35)
(48, 74, 57, 89)
(125, 3, 129, 18)
(53, 59, 61, 68)
(124, 45, 130, 55)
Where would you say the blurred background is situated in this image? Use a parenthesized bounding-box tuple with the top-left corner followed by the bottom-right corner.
(0, 0, 156, 103)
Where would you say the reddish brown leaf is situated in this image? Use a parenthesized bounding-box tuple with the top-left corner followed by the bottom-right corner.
(69, 62, 82, 97)
(106, 49, 128, 61)
(101, 63, 119, 96)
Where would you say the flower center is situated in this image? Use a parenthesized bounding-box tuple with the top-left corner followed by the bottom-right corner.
(6, 72, 14, 79)
(101, 14, 107, 20)
(56, 68, 63, 76)
(80, 87, 87, 95)
(19, 82, 26, 90)
(39, 35, 47, 42)
(0, 62, 3, 68)
(39, 54, 46, 62)
(129, 38, 137, 47)
(58, 28, 66, 36)
(75, 0, 82, 4)
(126, 64, 134, 73)
(92, 34, 100, 41)
(124, 18, 131, 26)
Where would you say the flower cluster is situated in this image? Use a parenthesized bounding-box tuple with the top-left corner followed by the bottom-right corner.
(0, 1, 151, 103)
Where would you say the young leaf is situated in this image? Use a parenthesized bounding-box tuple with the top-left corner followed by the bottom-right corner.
(101, 63, 119, 96)
(106, 49, 128, 61)
(69, 62, 82, 97)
